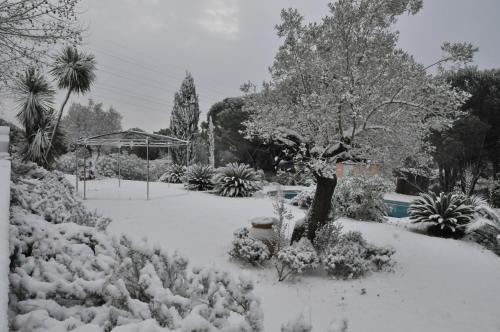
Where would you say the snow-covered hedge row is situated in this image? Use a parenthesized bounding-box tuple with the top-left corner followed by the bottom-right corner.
(9, 162, 264, 331)
(55, 152, 171, 181)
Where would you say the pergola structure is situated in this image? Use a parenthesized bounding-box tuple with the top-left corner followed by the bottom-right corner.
(75, 130, 189, 200)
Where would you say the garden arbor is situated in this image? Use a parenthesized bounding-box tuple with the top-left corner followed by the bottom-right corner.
(75, 130, 189, 200)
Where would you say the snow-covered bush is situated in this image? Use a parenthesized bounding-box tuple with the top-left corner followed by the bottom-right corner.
(213, 163, 262, 197)
(95, 153, 148, 180)
(9, 162, 264, 331)
(334, 174, 393, 222)
(314, 221, 343, 255)
(409, 192, 475, 237)
(159, 163, 186, 183)
(10, 161, 110, 229)
(54, 152, 77, 174)
(290, 187, 315, 209)
(229, 228, 271, 266)
(184, 164, 214, 191)
(281, 313, 312, 332)
(321, 231, 395, 279)
(275, 238, 319, 282)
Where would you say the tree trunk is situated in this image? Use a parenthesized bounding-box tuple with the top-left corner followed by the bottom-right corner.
(307, 175, 337, 242)
(45, 88, 72, 159)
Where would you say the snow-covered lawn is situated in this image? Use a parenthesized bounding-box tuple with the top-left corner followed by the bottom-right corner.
(78, 178, 500, 332)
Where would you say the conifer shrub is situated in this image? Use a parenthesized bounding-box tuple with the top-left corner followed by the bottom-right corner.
(184, 164, 214, 191)
(159, 163, 186, 183)
(213, 163, 262, 197)
(409, 192, 475, 237)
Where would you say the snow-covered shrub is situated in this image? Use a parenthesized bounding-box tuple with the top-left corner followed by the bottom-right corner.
(10, 161, 110, 229)
(321, 231, 395, 280)
(185, 164, 214, 191)
(314, 221, 343, 255)
(275, 239, 319, 281)
(9, 163, 264, 331)
(54, 152, 77, 174)
(281, 313, 312, 332)
(290, 187, 315, 209)
(149, 158, 171, 181)
(159, 163, 186, 183)
(213, 163, 262, 197)
(229, 228, 271, 266)
(95, 153, 149, 180)
(334, 174, 393, 222)
(409, 192, 475, 237)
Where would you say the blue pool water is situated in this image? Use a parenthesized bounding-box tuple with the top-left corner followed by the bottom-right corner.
(267, 190, 301, 200)
(268, 190, 411, 218)
(384, 200, 410, 218)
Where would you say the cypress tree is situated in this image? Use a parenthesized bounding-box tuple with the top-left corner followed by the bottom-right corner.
(169, 72, 200, 164)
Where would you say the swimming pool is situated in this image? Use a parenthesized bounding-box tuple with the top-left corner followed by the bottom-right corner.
(267, 190, 411, 218)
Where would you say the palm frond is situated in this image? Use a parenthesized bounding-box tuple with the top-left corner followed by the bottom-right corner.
(50, 47, 96, 93)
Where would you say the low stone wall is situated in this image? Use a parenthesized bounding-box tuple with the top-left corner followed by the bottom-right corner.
(0, 126, 11, 330)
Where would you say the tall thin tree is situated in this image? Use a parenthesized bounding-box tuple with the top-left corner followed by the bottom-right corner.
(169, 72, 200, 164)
(45, 47, 96, 158)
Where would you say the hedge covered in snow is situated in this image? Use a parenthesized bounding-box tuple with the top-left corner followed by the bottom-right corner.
(9, 161, 264, 331)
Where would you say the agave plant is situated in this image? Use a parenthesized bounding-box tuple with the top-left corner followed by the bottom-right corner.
(185, 164, 215, 191)
(212, 163, 262, 197)
(409, 192, 475, 237)
(46, 46, 96, 158)
(159, 164, 186, 183)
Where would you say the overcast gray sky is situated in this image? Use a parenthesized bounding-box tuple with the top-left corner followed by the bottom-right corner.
(3, 0, 500, 131)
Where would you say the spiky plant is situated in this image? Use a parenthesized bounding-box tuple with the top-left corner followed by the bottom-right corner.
(159, 164, 186, 183)
(14, 69, 65, 166)
(409, 192, 475, 237)
(212, 163, 262, 197)
(466, 195, 500, 230)
(46, 47, 96, 157)
(185, 164, 214, 191)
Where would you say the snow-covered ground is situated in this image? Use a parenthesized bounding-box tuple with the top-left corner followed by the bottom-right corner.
(77, 178, 500, 332)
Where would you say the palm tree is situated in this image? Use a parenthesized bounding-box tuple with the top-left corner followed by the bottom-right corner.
(45, 46, 96, 157)
(15, 68, 58, 165)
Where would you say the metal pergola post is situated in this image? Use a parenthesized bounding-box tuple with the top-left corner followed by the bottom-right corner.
(75, 146, 79, 192)
(146, 138, 150, 200)
(83, 150, 87, 200)
(118, 145, 121, 188)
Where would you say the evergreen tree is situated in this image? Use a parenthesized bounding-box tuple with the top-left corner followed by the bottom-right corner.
(169, 72, 200, 164)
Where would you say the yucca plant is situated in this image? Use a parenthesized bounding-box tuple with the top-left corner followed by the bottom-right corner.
(212, 163, 262, 197)
(159, 164, 186, 183)
(15, 68, 65, 166)
(185, 164, 214, 191)
(409, 192, 475, 237)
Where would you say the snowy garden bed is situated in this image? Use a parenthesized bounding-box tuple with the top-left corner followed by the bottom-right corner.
(77, 178, 500, 331)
